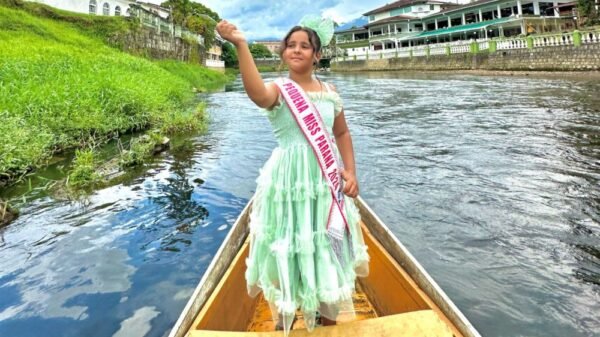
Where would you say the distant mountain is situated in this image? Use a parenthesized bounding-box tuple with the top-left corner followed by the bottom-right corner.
(335, 16, 368, 32)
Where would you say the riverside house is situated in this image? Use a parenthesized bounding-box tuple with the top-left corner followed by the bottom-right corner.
(335, 0, 579, 57)
(28, 0, 225, 68)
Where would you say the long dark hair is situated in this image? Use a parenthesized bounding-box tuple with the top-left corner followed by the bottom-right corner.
(278, 26, 322, 73)
(279, 26, 322, 57)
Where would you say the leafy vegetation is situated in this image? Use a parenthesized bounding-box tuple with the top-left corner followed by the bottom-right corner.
(249, 43, 273, 58)
(0, 3, 230, 183)
(0, 0, 138, 42)
(67, 149, 100, 187)
(161, 0, 219, 48)
(118, 131, 165, 168)
(578, 0, 599, 26)
(221, 42, 238, 67)
(156, 60, 234, 91)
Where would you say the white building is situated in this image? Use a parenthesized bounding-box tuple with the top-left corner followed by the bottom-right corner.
(336, 0, 577, 55)
(28, 0, 225, 68)
(31, 0, 134, 16)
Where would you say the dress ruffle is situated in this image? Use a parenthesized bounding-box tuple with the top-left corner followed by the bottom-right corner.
(245, 82, 369, 335)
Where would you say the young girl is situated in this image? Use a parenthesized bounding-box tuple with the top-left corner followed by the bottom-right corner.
(216, 16, 369, 335)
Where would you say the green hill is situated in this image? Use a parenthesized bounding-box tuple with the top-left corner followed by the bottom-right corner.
(0, 1, 230, 182)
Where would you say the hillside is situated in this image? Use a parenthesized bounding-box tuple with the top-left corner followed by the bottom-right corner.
(0, 1, 230, 183)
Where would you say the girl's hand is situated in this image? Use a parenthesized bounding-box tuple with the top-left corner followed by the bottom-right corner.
(216, 20, 246, 47)
(341, 169, 359, 198)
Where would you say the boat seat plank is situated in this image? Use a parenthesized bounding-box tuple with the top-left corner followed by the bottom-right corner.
(189, 310, 453, 337)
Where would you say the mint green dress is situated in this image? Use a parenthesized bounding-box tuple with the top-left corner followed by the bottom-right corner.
(245, 82, 370, 335)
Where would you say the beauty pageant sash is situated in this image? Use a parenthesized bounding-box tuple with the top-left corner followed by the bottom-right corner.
(274, 78, 352, 265)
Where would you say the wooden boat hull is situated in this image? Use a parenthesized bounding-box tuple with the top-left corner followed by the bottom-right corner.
(169, 197, 481, 337)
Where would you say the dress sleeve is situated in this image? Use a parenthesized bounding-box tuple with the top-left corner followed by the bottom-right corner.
(333, 92, 344, 117)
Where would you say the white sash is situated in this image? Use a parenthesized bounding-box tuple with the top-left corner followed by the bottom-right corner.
(274, 78, 352, 265)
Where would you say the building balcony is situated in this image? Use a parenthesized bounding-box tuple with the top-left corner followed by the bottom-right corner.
(205, 59, 225, 68)
(370, 32, 422, 43)
(337, 39, 370, 48)
(369, 31, 423, 42)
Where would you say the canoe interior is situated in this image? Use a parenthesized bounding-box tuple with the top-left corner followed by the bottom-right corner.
(185, 220, 464, 337)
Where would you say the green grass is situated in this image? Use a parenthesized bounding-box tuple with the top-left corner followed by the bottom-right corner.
(157, 60, 234, 92)
(0, 4, 230, 182)
(118, 133, 162, 168)
(0, 0, 137, 42)
(67, 149, 100, 187)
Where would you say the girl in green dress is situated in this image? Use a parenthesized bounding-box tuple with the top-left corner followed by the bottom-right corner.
(216, 16, 369, 336)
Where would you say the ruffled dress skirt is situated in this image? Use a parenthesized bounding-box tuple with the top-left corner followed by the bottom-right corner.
(245, 143, 370, 335)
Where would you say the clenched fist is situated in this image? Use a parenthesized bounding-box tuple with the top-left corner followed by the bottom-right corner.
(216, 20, 247, 47)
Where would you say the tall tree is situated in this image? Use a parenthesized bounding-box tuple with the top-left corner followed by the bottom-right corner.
(578, 0, 599, 25)
(221, 42, 238, 67)
(161, 0, 220, 47)
(249, 43, 272, 59)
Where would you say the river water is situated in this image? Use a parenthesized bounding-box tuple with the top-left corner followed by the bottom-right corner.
(0, 71, 599, 337)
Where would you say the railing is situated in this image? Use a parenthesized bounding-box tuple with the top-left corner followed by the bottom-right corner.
(581, 30, 600, 44)
(478, 40, 489, 51)
(531, 33, 573, 47)
(205, 59, 225, 68)
(337, 38, 370, 44)
(429, 45, 447, 55)
(450, 43, 470, 53)
(397, 49, 412, 58)
(412, 46, 428, 57)
(131, 7, 205, 46)
(331, 30, 600, 63)
(496, 38, 527, 50)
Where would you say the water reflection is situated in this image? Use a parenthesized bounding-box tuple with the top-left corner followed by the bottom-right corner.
(0, 71, 599, 337)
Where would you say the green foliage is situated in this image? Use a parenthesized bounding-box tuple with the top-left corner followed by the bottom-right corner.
(157, 102, 209, 135)
(0, 113, 54, 177)
(161, 0, 220, 22)
(256, 64, 283, 72)
(221, 42, 238, 67)
(156, 60, 233, 91)
(160, 0, 219, 48)
(0, 0, 137, 42)
(186, 15, 216, 48)
(578, 0, 599, 25)
(118, 132, 162, 168)
(67, 149, 100, 187)
(0, 5, 230, 182)
(249, 43, 273, 58)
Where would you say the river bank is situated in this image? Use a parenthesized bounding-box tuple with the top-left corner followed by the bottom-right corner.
(332, 41, 600, 72)
(1, 71, 598, 337)
(0, 3, 233, 187)
(335, 68, 600, 79)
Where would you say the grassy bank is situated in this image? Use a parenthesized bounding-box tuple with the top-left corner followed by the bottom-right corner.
(0, 3, 230, 183)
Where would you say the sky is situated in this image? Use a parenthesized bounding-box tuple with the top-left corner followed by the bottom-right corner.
(145, 0, 390, 41)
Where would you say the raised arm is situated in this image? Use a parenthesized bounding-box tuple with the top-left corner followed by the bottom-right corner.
(216, 20, 279, 109)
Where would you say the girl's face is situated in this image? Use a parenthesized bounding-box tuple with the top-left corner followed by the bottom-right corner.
(283, 30, 320, 73)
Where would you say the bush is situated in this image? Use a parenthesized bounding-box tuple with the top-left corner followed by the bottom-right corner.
(67, 149, 100, 187)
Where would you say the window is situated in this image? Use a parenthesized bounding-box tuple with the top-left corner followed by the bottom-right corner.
(430, 5, 435, 10)
(115, 6, 121, 16)
(103, 3, 110, 15)
(369, 15, 375, 21)
(89, 0, 97, 14)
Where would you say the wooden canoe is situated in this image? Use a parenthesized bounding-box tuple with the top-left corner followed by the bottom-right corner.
(168, 196, 482, 337)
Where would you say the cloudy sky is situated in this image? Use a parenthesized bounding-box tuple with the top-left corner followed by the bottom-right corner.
(146, 0, 389, 41)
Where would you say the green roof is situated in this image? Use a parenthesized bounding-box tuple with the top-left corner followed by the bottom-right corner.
(415, 17, 513, 38)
